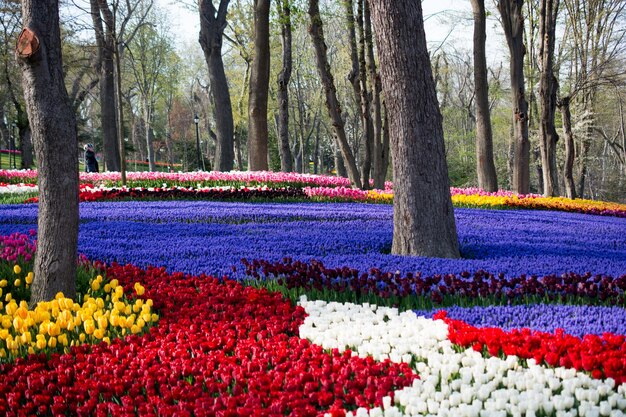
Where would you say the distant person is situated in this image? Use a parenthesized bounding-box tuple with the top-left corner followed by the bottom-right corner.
(84, 143, 99, 173)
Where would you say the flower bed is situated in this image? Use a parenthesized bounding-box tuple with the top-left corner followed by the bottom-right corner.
(0, 187, 625, 415)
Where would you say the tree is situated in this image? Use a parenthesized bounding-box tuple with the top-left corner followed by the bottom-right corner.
(368, 0, 460, 258)
(17, 0, 79, 302)
(345, 0, 373, 189)
(471, 0, 498, 192)
(0, 1, 34, 169)
(90, 0, 119, 171)
(537, 0, 560, 196)
(276, 0, 294, 172)
(559, 0, 626, 198)
(126, 6, 173, 172)
(247, 0, 271, 171)
(498, 0, 530, 194)
(308, 0, 362, 188)
(199, 0, 235, 171)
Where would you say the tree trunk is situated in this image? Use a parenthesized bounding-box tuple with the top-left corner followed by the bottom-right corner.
(144, 99, 156, 171)
(558, 96, 576, 198)
(199, 0, 234, 172)
(538, 0, 560, 196)
(276, 0, 294, 172)
(93, 0, 120, 172)
(346, 0, 373, 189)
(18, 0, 79, 303)
(365, 0, 386, 189)
(308, 0, 362, 188)
(19, 126, 34, 169)
(471, 0, 499, 192)
(369, 0, 460, 258)
(498, 0, 530, 194)
(247, 0, 270, 171)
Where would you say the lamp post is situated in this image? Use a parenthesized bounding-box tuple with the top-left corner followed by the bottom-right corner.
(193, 114, 201, 171)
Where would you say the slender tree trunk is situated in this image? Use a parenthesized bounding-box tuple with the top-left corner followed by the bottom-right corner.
(346, 0, 374, 189)
(277, 0, 294, 172)
(471, 0, 498, 192)
(365, 0, 386, 189)
(18, 0, 79, 302)
(308, 0, 362, 188)
(199, 0, 234, 172)
(247, 0, 271, 171)
(498, 0, 530, 194)
(19, 126, 34, 169)
(558, 96, 576, 198)
(538, 0, 560, 196)
(144, 99, 156, 171)
(94, 0, 120, 172)
(369, 0, 460, 258)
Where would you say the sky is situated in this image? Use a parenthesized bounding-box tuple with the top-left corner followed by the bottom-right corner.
(154, 0, 507, 58)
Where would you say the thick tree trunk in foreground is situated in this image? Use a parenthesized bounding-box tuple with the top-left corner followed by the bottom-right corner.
(498, 0, 530, 194)
(276, 0, 294, 172)
(369, 0, 460, 258)
(199, 0, 234, 171)
(247, 0, 271, 171)
(18, 0, 79, 302)
(538, 0, 560, 196)
(471, 0, 498, 192)
(308, 0, 362, 189)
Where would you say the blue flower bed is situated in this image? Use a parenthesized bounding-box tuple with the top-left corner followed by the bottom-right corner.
(414, 304, 626, 337)
(0, 201, 624, 280)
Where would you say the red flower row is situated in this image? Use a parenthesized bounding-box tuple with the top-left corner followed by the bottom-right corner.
(435, 311, 626, 384)
(0, 263, 417, 416)
(23, 186, 307, 203)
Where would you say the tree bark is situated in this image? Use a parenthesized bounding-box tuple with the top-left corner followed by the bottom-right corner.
(471, 0, 499, 192)
(345, 0, 373, 189)
(538, 0, 560, 196)
(18, 0, 79, 303)
(498, 0, 530, 194)
(558, 96, 576, 198)
(247, 0, 271, 171)
(308, 0, 362, 188)
(276, 0, 294, 172)
(369, 0, 460, 258)
(92, 0, 121, 172)
(364, 0, 386, 189)
(199, 0, 234, 172)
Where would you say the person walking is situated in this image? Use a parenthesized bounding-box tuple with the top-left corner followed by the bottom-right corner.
(84, 144, 99, 173)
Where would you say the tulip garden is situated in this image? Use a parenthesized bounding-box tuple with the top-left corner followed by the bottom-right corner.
(0, 169, 625, 416)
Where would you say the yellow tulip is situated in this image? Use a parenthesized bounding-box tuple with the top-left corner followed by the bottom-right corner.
(0, 280, 7, 288)
(13, 265, 21, 275)
(48, 337, 57, 348)
(91, 281, 100, 291)
(13, 279, 21, 287)
(93, 328, 104, 340)
(83, 319, 95, 335)
(36, 337, 47, 350)
(79, 333, 86, 342)
(25, 272, 33, 285)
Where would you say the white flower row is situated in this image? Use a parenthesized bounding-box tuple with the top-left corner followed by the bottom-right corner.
(297, 297, 626, 417)
(0, 184, 37, 194)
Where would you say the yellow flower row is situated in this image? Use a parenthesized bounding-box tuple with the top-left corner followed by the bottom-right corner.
(451, 194, 626, 215)
(0, 274, 157, 362)
(361, 189, 626, 216)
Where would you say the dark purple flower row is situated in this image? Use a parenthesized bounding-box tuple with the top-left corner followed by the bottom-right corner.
(242, 257, 626, 305)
